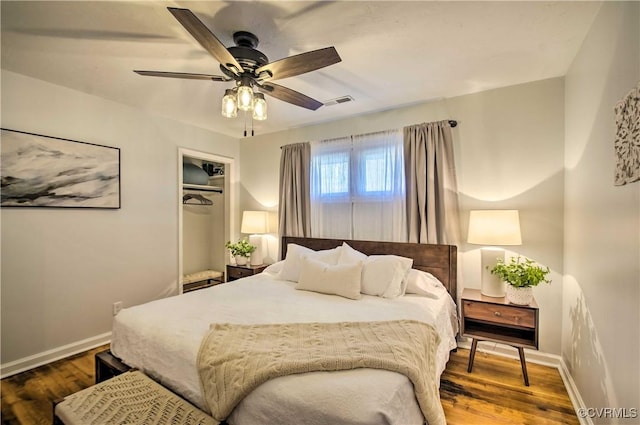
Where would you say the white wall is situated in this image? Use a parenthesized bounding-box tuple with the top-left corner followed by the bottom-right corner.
(0, 70, 239, 371)
(240, 77, 565, 354)
(563, 1, 639, 419)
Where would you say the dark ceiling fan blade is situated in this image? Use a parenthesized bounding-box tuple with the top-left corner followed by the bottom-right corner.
(167, 7, 244, 74)
(258, 83, 323, 111)
(134, 70, 229, 82)
(256, 47, 341, 81)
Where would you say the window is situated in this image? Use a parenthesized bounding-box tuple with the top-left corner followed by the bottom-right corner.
(316, 149, 349, 197)
(310, 130, 406, 242)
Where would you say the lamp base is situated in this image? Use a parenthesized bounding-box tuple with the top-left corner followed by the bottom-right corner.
(480, 248, 506, 298)
(249, 234, 263, 266)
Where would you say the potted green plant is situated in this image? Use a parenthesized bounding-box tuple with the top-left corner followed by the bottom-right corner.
(489, 256, 551, 305)
(225, 238, 256, 266)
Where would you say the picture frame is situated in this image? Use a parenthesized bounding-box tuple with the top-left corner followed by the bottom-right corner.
(1, 128, 121, 208)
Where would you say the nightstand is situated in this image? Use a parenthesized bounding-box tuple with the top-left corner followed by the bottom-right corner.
(461, 288, 539, 386)
(226, 264, 268, 282)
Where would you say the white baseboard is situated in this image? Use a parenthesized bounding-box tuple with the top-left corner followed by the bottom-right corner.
(559, 358, 593, 425)
(1, 332, 111, 379)
(457, 339, 589, 424)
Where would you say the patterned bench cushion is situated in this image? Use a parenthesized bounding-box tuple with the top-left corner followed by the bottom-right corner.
(54, 371, 215, 425)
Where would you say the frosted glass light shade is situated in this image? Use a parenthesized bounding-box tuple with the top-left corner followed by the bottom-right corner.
(221, 89, 237, 118)
(241, 211, 269, 234)
(237, 85, 254, 111)
(252, 93, 267, 121)
(467, 210, 522, 246)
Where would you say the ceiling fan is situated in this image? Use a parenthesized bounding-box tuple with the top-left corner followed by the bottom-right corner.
(134, 7, 342, 119)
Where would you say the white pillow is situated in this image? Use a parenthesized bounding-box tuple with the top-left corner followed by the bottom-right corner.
(277, 244, 342, 282)
(296, 257, 363, 300)
(404, 269, 448, 299)
(338, 242, 367, 264)
(263, 260, 284, 276)
(361, 255, 413, 298)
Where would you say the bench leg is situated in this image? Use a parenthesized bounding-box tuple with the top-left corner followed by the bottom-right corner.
(52, 398, 64, 425)
(95, 350, 131, 384)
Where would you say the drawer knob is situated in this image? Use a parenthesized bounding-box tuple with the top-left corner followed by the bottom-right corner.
(494, 311, 502, 317)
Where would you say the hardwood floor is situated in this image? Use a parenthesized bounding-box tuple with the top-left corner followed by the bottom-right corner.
(1, 345, 108, 425)
(441, 349, 579, 425)
(1, 346, 578, 424)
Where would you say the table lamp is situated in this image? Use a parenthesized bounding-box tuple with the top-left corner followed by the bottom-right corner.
(241, 211, 269, 266)
(467, 210, 522, 297)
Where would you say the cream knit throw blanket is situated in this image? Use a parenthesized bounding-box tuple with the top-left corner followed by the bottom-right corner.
(197, 320, 445, 425)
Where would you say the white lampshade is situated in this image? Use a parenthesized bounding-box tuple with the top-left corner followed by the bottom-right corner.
(467, 210, 522, 298)
(241, 211, 269, 234)
(467, 210, 522, 246)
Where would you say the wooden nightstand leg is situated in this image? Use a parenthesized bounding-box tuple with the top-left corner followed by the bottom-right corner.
(518, 347, 530, 386)
(467, 339, 478, 373)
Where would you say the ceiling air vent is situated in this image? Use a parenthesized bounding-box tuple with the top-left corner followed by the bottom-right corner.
(324, 95, 355, 106)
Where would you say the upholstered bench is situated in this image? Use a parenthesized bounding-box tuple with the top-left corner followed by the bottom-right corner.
(182, 269, 224, 293)
(53, 370, 215, 425)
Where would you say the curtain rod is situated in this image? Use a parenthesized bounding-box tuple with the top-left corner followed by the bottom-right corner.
(279, 119, 458, 149)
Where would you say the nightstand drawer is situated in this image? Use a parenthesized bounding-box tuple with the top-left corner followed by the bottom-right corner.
(226, 264, 268, 281)
(227, 267, 255, 280)
(463, 300, 536, 328)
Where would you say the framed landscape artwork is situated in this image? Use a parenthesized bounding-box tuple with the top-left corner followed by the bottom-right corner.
(1, 128, 121, 208)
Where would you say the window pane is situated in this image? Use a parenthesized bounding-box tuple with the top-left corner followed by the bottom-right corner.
(363, 147, 393, 193)
(317, 151, 349, 196)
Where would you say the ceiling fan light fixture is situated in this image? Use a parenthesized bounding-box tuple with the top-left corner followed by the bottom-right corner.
(135, 9, 342, 130)
(252, 93, 267, 121)
(221, 89, 238, 118)
(237, 84, 254, 111)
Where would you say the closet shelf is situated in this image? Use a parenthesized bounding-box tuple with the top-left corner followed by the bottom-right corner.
(183, 183, 223, 193)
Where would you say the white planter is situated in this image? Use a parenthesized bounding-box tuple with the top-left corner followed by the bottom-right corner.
(505, 285, 533, 305)
(235, 255, 248, 266)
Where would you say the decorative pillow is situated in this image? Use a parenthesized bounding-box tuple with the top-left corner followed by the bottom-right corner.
(277, 244, 342, 282)
(296, 257, 363, 300)
(338, 242, 368, 265)
(404, 269, 448, 299)
(361, 255, 413, 298)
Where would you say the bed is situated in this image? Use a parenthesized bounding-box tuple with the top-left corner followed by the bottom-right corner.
(110, 237, 459, 425)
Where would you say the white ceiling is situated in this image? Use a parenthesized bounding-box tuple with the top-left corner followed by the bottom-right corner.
(1, 1, 601, 138)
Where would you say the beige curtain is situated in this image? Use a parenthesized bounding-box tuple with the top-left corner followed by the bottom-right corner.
(279, 142, 311, 238)
(404, 121, 461, 244)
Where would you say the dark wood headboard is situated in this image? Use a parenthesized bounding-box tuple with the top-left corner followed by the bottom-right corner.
(282, 237, 457, 302)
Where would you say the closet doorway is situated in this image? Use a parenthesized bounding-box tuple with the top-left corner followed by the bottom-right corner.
(178, 148, 235, 294)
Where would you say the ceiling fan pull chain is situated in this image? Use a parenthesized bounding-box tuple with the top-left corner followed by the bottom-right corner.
(244, 110, 248, 137)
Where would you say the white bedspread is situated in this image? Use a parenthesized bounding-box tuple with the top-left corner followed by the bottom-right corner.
(111, 271, 458, 425)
